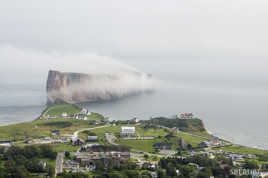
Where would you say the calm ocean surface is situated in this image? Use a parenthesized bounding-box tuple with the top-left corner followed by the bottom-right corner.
(0, 57, 268, 149)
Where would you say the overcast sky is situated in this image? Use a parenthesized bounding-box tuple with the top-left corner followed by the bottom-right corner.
(1, 0, 268, 57)
(1, 0, 268, 86)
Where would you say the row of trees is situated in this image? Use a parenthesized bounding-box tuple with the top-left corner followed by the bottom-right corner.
(158, 155, 234, 178)
(0, 145, 56, 178)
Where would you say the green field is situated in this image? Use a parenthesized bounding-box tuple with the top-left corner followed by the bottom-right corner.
(42, 104, 81, 117)
(136, 126, 168, 137)
(52, 143, 80, 153)
(88, 124, 209, 152)
(1, 102, 267, 159)
(0, 104, 104, 141)
(88, 125, 122, 145)
(117, 139, 163, 153)
(214, 145, 268, 156)
(0, 118, 98, 140)
(170, 133, 207, 148)
(145, 117, 207, 133)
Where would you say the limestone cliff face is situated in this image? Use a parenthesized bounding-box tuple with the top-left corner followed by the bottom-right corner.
(46, 70, 152, 105)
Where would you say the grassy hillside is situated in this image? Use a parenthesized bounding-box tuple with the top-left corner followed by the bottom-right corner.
(145, 117, 206, 133)
(214, 145, 268, 156)
(117, 139, 163, 153)
(42, 104, 80, 118)
(0, 103, 104, 140)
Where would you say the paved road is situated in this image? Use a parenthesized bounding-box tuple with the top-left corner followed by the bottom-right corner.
(105, 133, 166, 158)
(105, 133, 118, 145)
(72, 125, 109, 139)
(55, 152, 64, 175)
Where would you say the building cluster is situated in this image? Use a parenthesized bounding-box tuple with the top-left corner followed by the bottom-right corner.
(25, 137, 70, 144)
(121, 137, 154, 140)
(69, 108, 92, 120)
(0, 140, 13, 147)
(120, 126, 136, 136)
(187, 148, 257, 162)
(179, 113, 194, 119)
(225, 152, 257, 161)
(198, 137, 222, 148)
(63, 144, 130, 173)
(44, 108, 92, 121)
(153, 142, 172, 151)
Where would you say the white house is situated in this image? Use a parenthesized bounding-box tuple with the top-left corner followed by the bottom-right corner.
(62, 112, 68, 118)
(80, 108, 88, 115)
(0, 141, 13, 147)
(120, 127, 135, 136)
(132, 117, 140, 123)
(83, 116, 88, 120)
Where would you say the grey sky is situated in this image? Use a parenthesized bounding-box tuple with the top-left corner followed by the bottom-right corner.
(1, 0, 268, 91)
(1, 0, 268, 57)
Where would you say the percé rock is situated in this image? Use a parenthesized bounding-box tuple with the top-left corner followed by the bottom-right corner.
(46, 70, 152, 105)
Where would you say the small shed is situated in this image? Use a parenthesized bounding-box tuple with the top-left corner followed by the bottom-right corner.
(153, 142, 171, 150)
(51, 130, 60, 136)
(87, 136, 98, 142)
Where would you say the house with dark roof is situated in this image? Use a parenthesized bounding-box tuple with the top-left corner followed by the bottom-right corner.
(87, 136, 98, 142)
(0, 141, 13, 147)
(51, 130, 60, 136)
(153, 142, 171, 150)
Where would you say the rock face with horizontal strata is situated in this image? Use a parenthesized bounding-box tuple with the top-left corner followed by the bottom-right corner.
(46, 70, 152, 105)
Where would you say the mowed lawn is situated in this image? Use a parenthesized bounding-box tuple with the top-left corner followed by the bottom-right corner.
(90, 125, 207, 152)
(0, 118, 97, 140)
(135, 126, 168, 137)
(90, 125, 122, 136)
(214, 145, 268, 156)
(0, 103, 106, 140)
(43, 104, 81, 117)
(52, 143, 80, 153)
(88, 125, 122, 145)
(175, 133, 207, 147)
(117, 139, 163, 153)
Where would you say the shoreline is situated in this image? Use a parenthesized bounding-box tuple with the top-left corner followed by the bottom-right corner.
(207, 129, 268, 151)
(0, 105, 267, 151)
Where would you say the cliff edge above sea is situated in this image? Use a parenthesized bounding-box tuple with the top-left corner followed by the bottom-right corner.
(46, 70, 153, 105)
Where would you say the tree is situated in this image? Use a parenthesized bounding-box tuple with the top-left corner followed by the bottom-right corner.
(122, 170, 139, 178)
(109, 172, 124, 178)
(48, 165, 55, 178)
(144, 154, 149, 160)
(259, 154, 268, 162)
(197, 168, 213, 178)
(176, 148, 182, 156)
(14, 166, 29, 178)
(157, 168, 166, 178)
(95, 160, 105, 171)
(39, 145, 57, 159)
(3, 146, 23, 160)
(25, 158, 43, 173)
(127, 162, 137, 170)
(166, 162, 176, 177)
(243, 160, 259, 169)
(187, 144, 193, 150)
(65, 151, 70, 158)
(0, 168, 4, 178)
(140, 172, 151, 178)
(4, 160, 29, 178)
(180, 165, 196, 177)
(23, 145, 40, 159)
